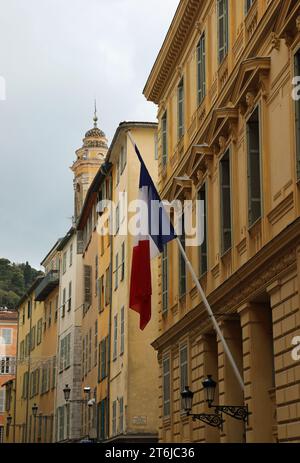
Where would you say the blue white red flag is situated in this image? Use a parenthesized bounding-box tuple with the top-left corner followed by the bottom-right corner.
(129, 144, 176, 330)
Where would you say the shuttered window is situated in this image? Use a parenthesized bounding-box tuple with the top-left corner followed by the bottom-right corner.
(247, 106, 262, 226)
(198, 183, 208, 275)
(105, 266, 111, 306)
(120, 307, 125, 355)
(162, 112, 168, 167)
(197, 33, 206, 104)
(217, 0, 228, 64)
(220, 149, 232, 254)
(84, 265, 92, 310)
(178, 215, 186, 297)
(162, 244, 168, 315)
(113, 315, 118, 360)
(178, 79, 184, 139)
(121, 242, 125, 281)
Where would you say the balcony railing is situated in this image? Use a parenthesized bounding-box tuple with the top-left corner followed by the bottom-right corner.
(35, 270, 59, 301)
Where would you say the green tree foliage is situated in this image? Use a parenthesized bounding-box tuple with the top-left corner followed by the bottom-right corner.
(0, 258, 43, 309)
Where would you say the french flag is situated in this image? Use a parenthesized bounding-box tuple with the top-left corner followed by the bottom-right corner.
(129, 144, 176, 330)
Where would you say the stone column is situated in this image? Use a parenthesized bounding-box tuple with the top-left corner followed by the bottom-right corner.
(238, 302, 275, 443)
(217, 318, 244, 443)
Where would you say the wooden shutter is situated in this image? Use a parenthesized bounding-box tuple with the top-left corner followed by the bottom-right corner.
(84, 265, 92, 308)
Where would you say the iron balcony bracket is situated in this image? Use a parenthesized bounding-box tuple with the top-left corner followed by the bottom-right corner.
(213, 404, 250, 424)
(188, 412, 224, 429)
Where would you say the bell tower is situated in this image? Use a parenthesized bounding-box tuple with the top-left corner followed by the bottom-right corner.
(71, 103, 108, 220)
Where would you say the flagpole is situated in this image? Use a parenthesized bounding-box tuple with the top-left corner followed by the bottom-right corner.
(176, 237, 244, 391)
(126, 130, 245, 392)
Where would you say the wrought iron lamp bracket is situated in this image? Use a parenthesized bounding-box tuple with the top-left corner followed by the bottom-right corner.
(213, 404, 250, 424)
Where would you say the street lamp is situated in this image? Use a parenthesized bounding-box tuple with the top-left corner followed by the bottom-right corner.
(181, 386, 224, 429)
(6, 414, 12, 426)
(63, 384, 71, 402)
(63, 385, 91, 403)
(202, 375, 250, 423)
(32, 403, 38, 443)
(32, 403, 38, 417)
(202, 375, 217, 407)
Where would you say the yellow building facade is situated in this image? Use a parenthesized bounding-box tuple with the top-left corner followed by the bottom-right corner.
(106, 122, 159, 443)
(144, 0, 300, 443)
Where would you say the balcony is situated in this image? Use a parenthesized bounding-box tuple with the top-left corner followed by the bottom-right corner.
(35, 270, 59, 301)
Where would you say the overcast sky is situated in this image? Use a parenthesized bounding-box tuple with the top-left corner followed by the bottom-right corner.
(0, 0, 178, 269)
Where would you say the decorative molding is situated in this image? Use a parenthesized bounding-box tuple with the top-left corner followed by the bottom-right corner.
(267, 191, 294, 225)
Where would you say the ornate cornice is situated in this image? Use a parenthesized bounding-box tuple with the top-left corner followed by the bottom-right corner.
(143, 0, 202, 104)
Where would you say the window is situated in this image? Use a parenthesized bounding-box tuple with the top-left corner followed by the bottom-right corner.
(105, 266, 111, 306)
(98, 275, 104, 312)
(217, 0, 228, 64)
(180, 345, 188, 409)
(0, 389, 5, 412)
(295, 49, 300, 179)
(163, 356, 171, 417)
(22, 308, 25, 324)
(162, 112, 168, 167)
(62, 252, 67, 274)
(113, 315, 118, 360)
(178, 79, 184, 139)
(119, 397, 124, 433)
(94, 320, 98, 367)
(84, 265, 92, 310)
(30, 326, 36, 351)
(112, 401, 117, 436)
(27, 299, 31, 319)
(55, 295, 58, 321)
(62, 288, 66, 317)
(121, 242, 125, 281)
(41, 362, 50, 394)
(100, 229, 105, 256)
(120, 307, 125, 355)
(220, 149, 232, 254)
(68, 282, 72, 311)
(114, 253, 119, 290)
(0, 357, 15, 374)
(116, 202, 120, 234)
(98, 399, 107, 441)
(198, 183, 208, 275)
(25, 333, 30, 357)
(247, 106, 262, 226)
(82, 337, 85, 379)
(58, 406, 65, 441)
(60, 335, 71, 371)
(1, 328, 12, 345)
(245, 0, 255, 13)
(69, 243, 73, 267)
(162, 244, 168, 315)
(98, 337, 108, 381)
(20, 340, 25, 360)
(178, 215, 186, 297)
(197, 33, 206, 104)
(37, 318, 42, 345)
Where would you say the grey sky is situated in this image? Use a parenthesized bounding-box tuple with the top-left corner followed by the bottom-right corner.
(0, 0, 178, 269)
